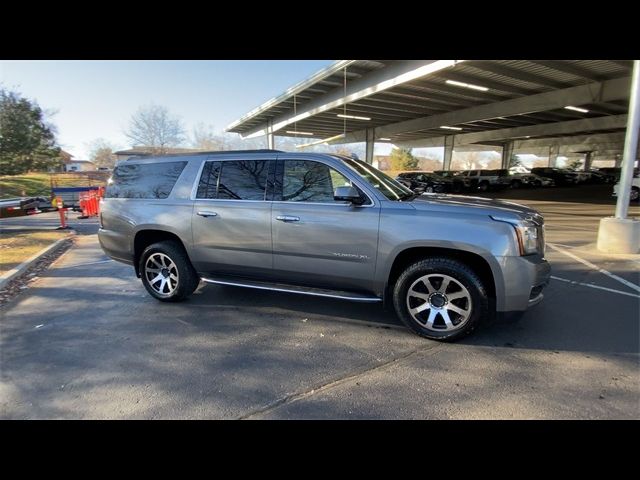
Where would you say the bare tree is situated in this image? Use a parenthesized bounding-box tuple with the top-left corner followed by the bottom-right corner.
(87, 138, 118, 168)
(124, 105, 185, 153)
(191, 123, 227, 151)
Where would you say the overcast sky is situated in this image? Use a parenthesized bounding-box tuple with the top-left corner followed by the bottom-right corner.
(1, 60, 338, 158)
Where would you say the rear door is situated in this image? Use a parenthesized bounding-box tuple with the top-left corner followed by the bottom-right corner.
(191, 155, 275, 278)
(271, 158, 381, 293)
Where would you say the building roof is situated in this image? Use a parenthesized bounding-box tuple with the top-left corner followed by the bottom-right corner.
(114, 146, 198, 156)
(63, 159, 95, 164)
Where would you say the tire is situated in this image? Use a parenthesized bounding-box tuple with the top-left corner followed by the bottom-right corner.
(452, 182, 462, 193)
(511, 180, 522, 189)
(478, 181, 489, 192)
(425, 186, 434, 193)
(139, 240, 200, 302)
(392, 257, 489, 341)
(631, 187, 639, 202)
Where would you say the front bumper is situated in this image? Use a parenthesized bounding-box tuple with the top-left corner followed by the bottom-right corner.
(497, 254, 551, 312)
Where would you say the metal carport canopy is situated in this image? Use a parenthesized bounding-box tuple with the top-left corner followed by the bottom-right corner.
(225, 60, 634, 154)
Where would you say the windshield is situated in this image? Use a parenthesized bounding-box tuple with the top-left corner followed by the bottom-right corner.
(334, 156, 414, 201)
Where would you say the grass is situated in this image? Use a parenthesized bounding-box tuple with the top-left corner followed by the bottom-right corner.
(0, 173, 52, 199)
(0, 230, 69, 275)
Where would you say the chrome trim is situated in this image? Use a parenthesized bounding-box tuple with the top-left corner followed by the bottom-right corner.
(197, 211, 218, 217)
(201, 277, 382, 303)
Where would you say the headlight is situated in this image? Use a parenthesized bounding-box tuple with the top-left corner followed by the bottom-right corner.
(513, 224, 539, 255)
(490, 216, 543, 256)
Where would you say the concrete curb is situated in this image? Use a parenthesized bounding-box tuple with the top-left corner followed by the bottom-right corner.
(0, 233, 75, 290)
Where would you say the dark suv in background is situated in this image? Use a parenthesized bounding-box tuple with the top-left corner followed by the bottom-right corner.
(395, 172, 452, 193)
(98, 150, 550, 342)
(530, 167, 580, 186)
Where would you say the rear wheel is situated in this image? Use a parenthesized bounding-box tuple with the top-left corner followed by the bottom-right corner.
(478, 181, 490, 192)
(392, 257, 489, 341)
(140, 240, 200, 302)
(631, 187, 639, 202)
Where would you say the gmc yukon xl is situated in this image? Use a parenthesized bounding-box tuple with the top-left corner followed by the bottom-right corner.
(98, 150, 550, 341)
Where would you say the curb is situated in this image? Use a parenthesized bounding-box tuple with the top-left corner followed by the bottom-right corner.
(0, 233, 75, 290)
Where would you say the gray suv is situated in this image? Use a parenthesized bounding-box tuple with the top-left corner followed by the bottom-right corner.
(98, 150, 550, 341)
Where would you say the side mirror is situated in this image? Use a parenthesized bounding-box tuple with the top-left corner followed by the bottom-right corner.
(334, 185, 364, 205)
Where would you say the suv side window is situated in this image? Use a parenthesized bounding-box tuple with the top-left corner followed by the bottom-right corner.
(198, 160, 269, 201)
(196, 161, 222, 199)
(105, 161, 187, 199)
(280, 160, 353, 203)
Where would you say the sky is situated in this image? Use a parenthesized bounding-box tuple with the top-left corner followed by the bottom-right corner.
(0, 60, 337, 158)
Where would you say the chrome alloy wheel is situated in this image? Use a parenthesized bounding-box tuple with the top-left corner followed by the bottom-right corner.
(145, 253, 179, 297)
(406, 274, 472, 332)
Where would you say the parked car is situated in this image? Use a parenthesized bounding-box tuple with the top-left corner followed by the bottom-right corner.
(395, 172, 452, 193)
(596, 167, 622, 180)
(432, 170, 468, 192)
(455, 169, 512, 192)
(587, 169, 616, 184)
(527, 174, 555, 187)
(530, 167, 580, 186)
(98, 150, 550, 342)
(613, 174, 640, 202)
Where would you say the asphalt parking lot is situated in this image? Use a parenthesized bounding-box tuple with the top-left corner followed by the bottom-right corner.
(1, 185, 639, 419)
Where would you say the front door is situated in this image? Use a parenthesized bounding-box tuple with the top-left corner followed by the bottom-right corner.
(191, 156, 274, 278)
(271, 159, 380, 293)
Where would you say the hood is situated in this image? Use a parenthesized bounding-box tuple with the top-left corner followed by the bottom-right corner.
(409, 193, 543, 223)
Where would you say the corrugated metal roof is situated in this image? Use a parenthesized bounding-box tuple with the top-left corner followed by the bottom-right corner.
(227, 60, 633, 143)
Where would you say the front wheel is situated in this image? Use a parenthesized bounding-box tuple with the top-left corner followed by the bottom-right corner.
(140, 240, 200, 302)
(478, 181, 489, 192)
(392, 257, 489, 341)
(631, 187, 639, 202)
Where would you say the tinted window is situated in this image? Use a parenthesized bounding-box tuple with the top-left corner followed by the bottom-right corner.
(196, 161, 222, 199)
(217, 160, 268, 200)
(105, 161, 187, 199)
(282, 160, 351, 203)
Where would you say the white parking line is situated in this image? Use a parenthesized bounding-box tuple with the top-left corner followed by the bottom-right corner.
(550, 276, 640, 299)
(547, 243, 640, 293)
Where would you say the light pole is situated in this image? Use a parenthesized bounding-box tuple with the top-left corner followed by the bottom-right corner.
(597, 60, 640, 254)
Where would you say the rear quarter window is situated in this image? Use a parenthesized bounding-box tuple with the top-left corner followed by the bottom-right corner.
(105, 161, 187, 199)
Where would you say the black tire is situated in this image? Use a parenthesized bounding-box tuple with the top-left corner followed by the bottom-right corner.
(392, 257, 489, 341)
(511, 180, 522, 189)
(139, 240, 200, 302)
(631, 187, 639, 202)
(452, 182, 462, 193)
(478, 181, 489, 192)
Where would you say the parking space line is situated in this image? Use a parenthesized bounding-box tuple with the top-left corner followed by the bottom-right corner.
(550, 275, 640, 299)
(547, 243, 640, 293)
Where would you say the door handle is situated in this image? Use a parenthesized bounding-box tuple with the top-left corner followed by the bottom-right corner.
(276, 215, 300, 222)
(197, 210, 218, 218)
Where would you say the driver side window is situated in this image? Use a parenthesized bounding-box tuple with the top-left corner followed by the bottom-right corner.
(281, 160, 352, 203)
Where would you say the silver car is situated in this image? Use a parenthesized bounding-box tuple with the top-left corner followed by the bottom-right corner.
(98, 150, 550, 341)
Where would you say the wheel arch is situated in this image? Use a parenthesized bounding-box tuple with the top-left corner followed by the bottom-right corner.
(133, 229, 189, 278)
(383, 245, 501, 310)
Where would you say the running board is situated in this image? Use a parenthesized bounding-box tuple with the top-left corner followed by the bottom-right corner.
(200, 276, 382, 303)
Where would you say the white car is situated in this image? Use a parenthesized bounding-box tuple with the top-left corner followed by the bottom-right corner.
(613, 176, 640, 202)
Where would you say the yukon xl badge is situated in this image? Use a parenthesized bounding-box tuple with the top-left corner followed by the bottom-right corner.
(332, 252, 370, 260)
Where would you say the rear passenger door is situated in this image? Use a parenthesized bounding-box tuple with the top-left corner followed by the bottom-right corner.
(271, 158, 381, 293)
(191, 155, 275, 278)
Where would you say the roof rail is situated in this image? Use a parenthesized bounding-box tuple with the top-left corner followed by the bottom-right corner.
(124, 149, 284, 159)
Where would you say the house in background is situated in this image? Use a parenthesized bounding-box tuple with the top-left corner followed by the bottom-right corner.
(64, 159, 96, 172)
(114, 146, 197, 162)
